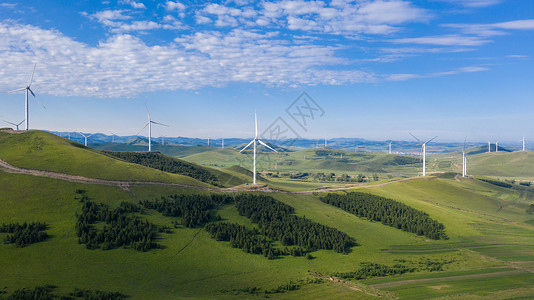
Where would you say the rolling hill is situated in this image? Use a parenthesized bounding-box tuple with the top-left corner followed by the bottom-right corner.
(0, 130, 249, 187)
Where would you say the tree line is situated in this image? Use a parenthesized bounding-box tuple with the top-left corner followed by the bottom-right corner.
(103, 151, 221, 186)
(139, 193, 232, 228)
(6, 285, 126, 300)
(0, 222, 48, 247)
(320, 192, 447, 240)
(75, 193, 161, 251)
(234, 194, 356, 253)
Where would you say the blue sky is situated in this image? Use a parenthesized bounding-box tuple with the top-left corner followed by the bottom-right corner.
(0, 0, 533, 143)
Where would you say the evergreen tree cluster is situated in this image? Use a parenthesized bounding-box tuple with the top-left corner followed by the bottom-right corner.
(320, 192, 447, 240)
(479, 178, 513, 188)
(333, 262, 416, 280)
(70, 288, 127, 300)
(235, 194, 356, 253)
(204, 222, 288, 259)
(140, 193, 232, 228)
(0, 222, 48, 247)
(7, 285, 56, 300)
(385, 156, 421, 165)
(75, 199, 160, 251)
(103, 151, 220, 186)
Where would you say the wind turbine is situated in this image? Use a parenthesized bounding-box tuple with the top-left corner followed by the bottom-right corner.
(3, 119, 25, 131)
(496, 141, 499, 152)
(79, 132, 95, 147)
(221, 138, 224, 149)
(522, 136, 526, 151)
(239, 111, 280, 185)
(324, 137, 327, 147)
(137, 104, 168, 151)
(462, 138, 467, 177)
(6, 64, 46, 130)
(487, 141, 491, 153)
(410, 133, 437, 177)
(388, 141, 392, 154)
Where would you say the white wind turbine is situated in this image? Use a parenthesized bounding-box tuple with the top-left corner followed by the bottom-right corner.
(522, 136, 526, 151)
(3, 119, 25, 131)
(137, 104, 168, 152)
(239, 111, 280, 185)
(388, 141, 392, 154)
(495, 141, 499, 152)
(410, 133, 437, 177)
(6, 64, 46, 130)
(462, 138, 467, 177)
(79, 132, 95, 147)
(487, 141, 491, 153)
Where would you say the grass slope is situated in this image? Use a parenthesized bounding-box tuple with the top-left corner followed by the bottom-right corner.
(2, 167, 534, 298)
(0, 130, 210, 187)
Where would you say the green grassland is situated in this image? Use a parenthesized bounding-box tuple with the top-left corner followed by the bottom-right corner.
(0, 130, 253, 188)
(2, 169, 534, 298)
(2, 131, 534, 299)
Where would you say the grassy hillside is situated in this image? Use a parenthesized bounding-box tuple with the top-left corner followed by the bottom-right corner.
(430, 150, 534, 179)
(0, 130, 213, 187)
(2, 166, 534, 298)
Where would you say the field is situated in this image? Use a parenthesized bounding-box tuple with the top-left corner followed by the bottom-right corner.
(1, 130, 534, 299)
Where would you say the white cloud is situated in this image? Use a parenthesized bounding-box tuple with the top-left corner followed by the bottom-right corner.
(392, 34, 491, 46)
(195, 0, 428, 34)
(493, 19, 534, 30)
(90, 10, 131, 27)
(439, 0, 502, 8)
(121, 0, 146, 9)
(386, 65, 489, 81)
(165, 1, 186, 11)
(0, 23, 375, 98)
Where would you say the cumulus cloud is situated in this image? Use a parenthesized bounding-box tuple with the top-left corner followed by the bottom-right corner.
(165, 1, 186, 11)
(0, 23, 375, 98)
(121, 0, 146, 9)
(197, 0, 428, 35)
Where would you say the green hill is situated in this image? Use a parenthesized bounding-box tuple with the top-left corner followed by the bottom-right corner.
(430, 150, 534, 178)
(0, 130, 233, 187)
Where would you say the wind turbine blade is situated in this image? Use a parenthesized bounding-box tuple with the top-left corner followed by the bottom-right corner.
(78, 132, 87, 138)
(239, 140, 255, 153)
(29, 88, 46, 109)
(28, 64, 36, 87)
(17, 120, 25, 126)
(463, 138, 466, 151)
(254, 110, 258, 138)
(151, 121, 169, 127)
(258, 139, 280, 154)
(88, 133, 96, 138)
(6, 87, 26, 93)
(3, 120, 17, 126)
(145, 103, 151, 120)
(425, 136, 438, 144)
(409, 132, 423, 144)
(136, 122, 149, 136)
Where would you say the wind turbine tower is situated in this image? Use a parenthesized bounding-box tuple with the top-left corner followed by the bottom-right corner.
(496, 141, 499, 152)
(6, 64, 45, 130)
(239, 111, 280, 185)
(462, 139, 467, 177)
(222, 138, 224, 149)
(79, 132, 95, 147)
(488, 141, 491, 153)
(388, 141, 392, 154)
(3, 119, 24, 131)
(410, 133, 437, 177)
(137, 104, 168, 151)
(522, 137, 526, 151)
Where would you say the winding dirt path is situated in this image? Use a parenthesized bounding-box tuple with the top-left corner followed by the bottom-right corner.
(0, 158, 417, 194)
